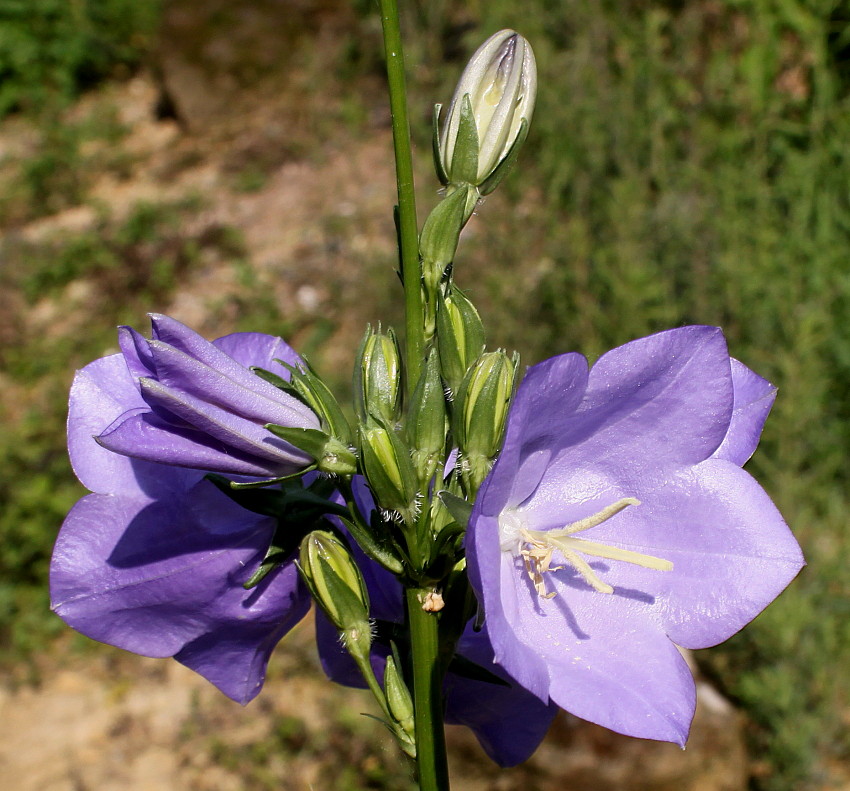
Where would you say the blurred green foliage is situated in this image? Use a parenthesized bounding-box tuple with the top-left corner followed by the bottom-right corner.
(0, 0, 160, 116)
(0, 1, 849, 788)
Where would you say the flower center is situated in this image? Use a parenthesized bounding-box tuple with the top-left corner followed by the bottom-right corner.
(499, 498, 673, 597)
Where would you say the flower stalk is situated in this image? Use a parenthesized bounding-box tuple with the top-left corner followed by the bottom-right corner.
(378, 0, 423, 395)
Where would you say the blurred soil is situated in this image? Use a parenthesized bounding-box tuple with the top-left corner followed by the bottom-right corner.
(0, 2, 757, 788)
(0, 617, 749, 791)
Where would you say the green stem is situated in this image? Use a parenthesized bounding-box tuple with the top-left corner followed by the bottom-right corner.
(406, 588, 450, 791)
(378, 0, 423, 395)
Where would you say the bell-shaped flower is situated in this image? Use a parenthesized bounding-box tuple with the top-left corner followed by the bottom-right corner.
(467, 326, 804, 745)
(50, 329, 315, 703)
(95, 314, 320, 477)
(315, 479, 558, 767)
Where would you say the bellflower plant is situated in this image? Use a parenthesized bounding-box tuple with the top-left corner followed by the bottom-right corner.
(50, 6, 804, 790)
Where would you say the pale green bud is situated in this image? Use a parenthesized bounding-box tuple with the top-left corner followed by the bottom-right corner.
(299, 531, 371, 660)
(406, 347, 447, 484)
(454, 350, 516, 490)
(354, 327, 403, 425)
(384, 655, 415, 756)
(436, 285, 486, 395)
(436, 30, 536, 191)
(359, 422, 420, 524)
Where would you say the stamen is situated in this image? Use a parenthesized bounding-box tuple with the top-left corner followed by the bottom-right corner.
(502, 498, 673, 598)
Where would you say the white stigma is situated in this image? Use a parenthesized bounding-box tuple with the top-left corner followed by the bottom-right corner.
(498, 498, 673, 597)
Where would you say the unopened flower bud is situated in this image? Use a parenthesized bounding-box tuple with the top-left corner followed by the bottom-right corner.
(359, 422, 420, 524)
(406, 348, 447, 484)
(436, 285, 486, 394)
(354, 327, 403, 425)
(299, 531, 371, 659)
(454, 350, 516, 490)
(436, 30, 536, 192)
(384, 655, 415, 756)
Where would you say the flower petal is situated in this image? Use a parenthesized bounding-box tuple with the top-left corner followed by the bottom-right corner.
(574, 459, 805, 649)
(147, 338, 318, 429)
(213, 331, 303, 374)
(96, 410, 280, 477)
(446, 625, 558, 767)
(522, 326, 735, 526)
(136, 378, 311, 468)
(68, 354, 160, 495)
(712, 359, 776, 465)
(149, 315, 308, 409)
(480, 352, 588, 516)
(50, 479, 309, 703)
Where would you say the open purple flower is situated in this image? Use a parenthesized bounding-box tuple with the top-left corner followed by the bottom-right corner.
(316, 479, 558, 767)
(50, 324, 314, 703)
(467, 326, 804, 745)
(96, 314, 319, 477)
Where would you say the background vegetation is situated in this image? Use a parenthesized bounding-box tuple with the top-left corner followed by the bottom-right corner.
(0, 1, 848, 789)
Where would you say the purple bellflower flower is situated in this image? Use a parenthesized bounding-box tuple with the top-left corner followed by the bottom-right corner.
(95, 314, 320, 477)
(50, 323, 315, 703)
(316, 480, 558, 767)
(467, 326, 804, 745)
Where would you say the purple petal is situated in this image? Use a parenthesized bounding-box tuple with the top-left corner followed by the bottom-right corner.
(445, 625, 558, 767)
(574, 459, 804, 649)
(147, 339, 319, 429)
(467, 512, 551, 701)
(96, 410, 282, 477)
(712, 359, 776, 465)
(50, 478, 309, 703)
(149, 315, 307, 409)
(136, 378, 311, 468)
(213, 331, 303, 374)
(521, 326, 735, 525)
(117, 325, 157, 381)
(480, 352, 588, 517)
(68, 354, 165, 495)
(487, 542, 695, 743)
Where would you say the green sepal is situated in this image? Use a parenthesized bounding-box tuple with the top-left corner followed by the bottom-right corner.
(437, 490, 473, 529)
(272, 358, 353, 445)
(266, 425, 357, 476)
(478, 117, 529, 196)
(432, 103, 448, 186)
(337, 514, 405, 575)
(225, 468, 317, 490)
(249, 366, 310, 407)
(451, 93, 480, 184)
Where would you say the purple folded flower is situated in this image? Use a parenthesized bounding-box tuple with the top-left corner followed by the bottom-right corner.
(467, 326, 804, 745)
(50, 326, 315, 703)
(316, 478, 558, 767)
(95, 314, 320, 477)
